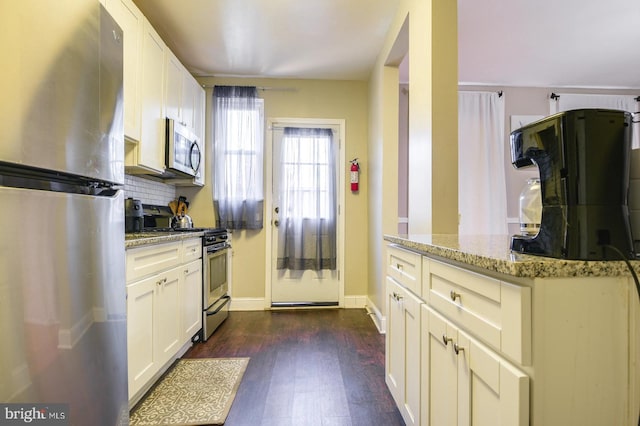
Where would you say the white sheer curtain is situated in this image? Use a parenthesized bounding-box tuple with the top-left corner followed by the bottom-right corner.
(458, 91, 507, 235)
(550, 93, 640, 148)
(276, 127, 337, 270)
(212, 86, 264, 229)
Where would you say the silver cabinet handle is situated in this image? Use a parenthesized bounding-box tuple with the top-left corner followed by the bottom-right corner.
(185, 269, 189, 274)
(442, 334, 453, 346)
(392, 292, 403, 301)
(454, 343, 465, 355)
(274, 220, 279, 227)
(450, 290, 461, 301)
(396, 263, 403, 270)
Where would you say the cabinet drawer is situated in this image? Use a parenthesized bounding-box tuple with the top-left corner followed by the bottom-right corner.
(182, 238, 202, 263)
(126, 241, 182, 283)
(426, 260, 531, 365)
(387, 244, 422, 296)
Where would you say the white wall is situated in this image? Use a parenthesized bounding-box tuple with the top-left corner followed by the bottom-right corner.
(459, 85, 640, 236)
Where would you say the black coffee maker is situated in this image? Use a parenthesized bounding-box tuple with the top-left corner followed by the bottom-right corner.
(510, 109, 634, 260)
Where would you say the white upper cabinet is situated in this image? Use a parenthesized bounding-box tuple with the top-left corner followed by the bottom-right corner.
(165, 48, 206, 187)
(104, 0, 143, 142)
(108, 0, 205, 182)
(165, 49, 185, 123)
(136, 19, 166, 174)
(109, 0, 166, 175)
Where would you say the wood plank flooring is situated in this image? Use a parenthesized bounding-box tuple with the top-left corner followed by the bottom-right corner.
(184, 308, 405, 426)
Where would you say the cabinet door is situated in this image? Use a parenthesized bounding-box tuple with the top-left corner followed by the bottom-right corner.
(127, 275, 157, 398)
(181, 259, 203, 342)
(165, 49, 183, 123)
(386, 277, 422, 426)
(181, 73, 197, 130)
(457, 329, 529, 426)
(104, 0, 143, 141)
(423, 307, 458, 426)
(386, 277, 404, 405)
(403, 285, 422, 426)
(156, 266, 181, 366)
(138, 19, 166, 174)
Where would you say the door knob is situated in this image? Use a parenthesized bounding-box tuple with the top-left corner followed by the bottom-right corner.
(274, 220, 279, 227)
(274, 207, 279, 213)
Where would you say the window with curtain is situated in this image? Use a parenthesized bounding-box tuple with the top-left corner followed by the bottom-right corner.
(212, 86, 264, 229)
(458, 91, 507, 235)
(276, 127, 337, 271)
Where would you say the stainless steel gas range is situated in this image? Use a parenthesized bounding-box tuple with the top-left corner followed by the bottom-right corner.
(202, 228, 230, 340)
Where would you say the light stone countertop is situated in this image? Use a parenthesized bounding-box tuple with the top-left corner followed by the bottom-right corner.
(125, 231, 205, 249)
(384, 233, 640, 279)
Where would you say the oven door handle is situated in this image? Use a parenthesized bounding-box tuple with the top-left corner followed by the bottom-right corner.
(206, 295, 231, 316)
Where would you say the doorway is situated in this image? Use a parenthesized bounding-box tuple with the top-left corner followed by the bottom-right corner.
(265, 118, 345, 307)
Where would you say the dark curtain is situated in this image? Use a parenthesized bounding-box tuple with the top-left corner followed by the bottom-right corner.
(276, 127, 337, 270)
(212, 86, 264, 229)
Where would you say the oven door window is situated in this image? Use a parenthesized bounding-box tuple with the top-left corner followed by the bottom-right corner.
(207, 249, 227, 305)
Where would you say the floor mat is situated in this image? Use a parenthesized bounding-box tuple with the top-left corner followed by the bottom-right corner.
(130, 357, 249, 425)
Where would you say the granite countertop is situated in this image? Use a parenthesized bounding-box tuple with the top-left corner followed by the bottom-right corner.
(383, 233, 640, 279)
(125, 231, 205, 249)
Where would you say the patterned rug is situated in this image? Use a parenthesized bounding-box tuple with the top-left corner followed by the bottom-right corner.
(130, 357, 249, 425)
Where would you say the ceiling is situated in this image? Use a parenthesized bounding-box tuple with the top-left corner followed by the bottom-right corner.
(458, 0, 640, 89)
(134, 0, 640, 89)
(133, 0, 400, 81)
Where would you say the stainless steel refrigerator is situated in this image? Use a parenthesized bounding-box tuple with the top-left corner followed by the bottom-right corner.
(0, 2, 128, 424)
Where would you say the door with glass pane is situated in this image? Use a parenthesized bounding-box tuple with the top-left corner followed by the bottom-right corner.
(271, 125, 340, 305)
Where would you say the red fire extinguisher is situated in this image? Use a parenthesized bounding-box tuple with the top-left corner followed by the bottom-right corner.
(350, 158, 360, 192)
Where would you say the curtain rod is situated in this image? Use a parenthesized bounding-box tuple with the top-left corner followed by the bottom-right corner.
(200, 84, 297, 92)
(551, 93, 640, 101)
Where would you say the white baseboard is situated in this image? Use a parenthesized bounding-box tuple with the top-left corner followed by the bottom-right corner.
(365, 297, 385, 334)
(229, 297, 266, 311)
(229, 295, 370, 311)
(343, 295, 367, 308)
(58, 310, 93, 349)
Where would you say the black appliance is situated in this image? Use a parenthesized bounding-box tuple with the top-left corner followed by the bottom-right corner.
(141, 203, 173, 229)
(510, 108, 634, 260)
(125, 197, 143, 232)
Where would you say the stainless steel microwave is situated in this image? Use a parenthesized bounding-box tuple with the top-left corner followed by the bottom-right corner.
(166, 118, 201, 177)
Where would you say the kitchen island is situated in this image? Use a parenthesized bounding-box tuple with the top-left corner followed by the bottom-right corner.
(383, 233, 640, 426)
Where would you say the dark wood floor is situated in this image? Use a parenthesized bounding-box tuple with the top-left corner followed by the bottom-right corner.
(184, 308, 405, 426)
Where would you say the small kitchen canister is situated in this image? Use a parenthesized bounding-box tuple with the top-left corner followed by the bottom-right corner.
(519, 178, 542, 236)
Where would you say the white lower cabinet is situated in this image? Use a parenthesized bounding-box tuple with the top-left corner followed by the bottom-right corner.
(127, 265, 181, 398)
(155, 266, 182, 365)
(181, 259, 203, 341)
(126, 239, 202, 404)
(126, 271, 156, 397)
(386, 277, 422, 426)
(422, 305, 529, 426)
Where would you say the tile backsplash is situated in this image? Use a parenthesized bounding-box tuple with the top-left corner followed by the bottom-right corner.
(124, 174, 176, 206)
